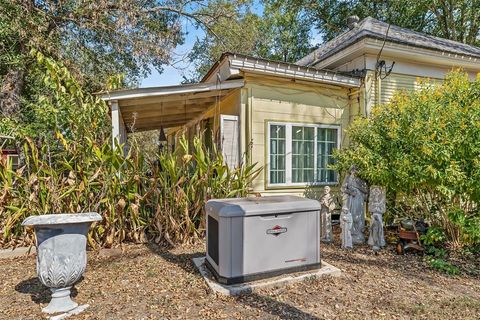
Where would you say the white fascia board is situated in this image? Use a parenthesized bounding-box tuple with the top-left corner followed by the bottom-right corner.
(100, 79, 245, 101)
(313, 40, 368, 70)
(364, 39, 480, 70)
(315, 38, 480, 72)
(228, 56, 360, 88)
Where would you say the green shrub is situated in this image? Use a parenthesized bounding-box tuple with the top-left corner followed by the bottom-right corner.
(424, 257, 460, 275)
(333, 71, 480, 250)
(421, 227, 447, 247)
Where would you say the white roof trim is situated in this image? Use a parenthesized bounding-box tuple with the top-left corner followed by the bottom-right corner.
(202, 53, 361, 87)
(313, 38, 480, 71)
(229, 55, 360, 87)
(100, 79, 245, 101)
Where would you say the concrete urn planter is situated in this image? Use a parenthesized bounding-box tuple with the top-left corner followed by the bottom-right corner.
(22, 212, 102, 314)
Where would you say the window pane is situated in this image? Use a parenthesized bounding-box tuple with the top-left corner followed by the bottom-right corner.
(269, 124, 286, 184)
(278, 155, 285, 170)
(292, 141, 300, 154)
(278, 171, 285, 183)
(292, 126, 303, 140)
(306, 154, 314, 168)
(326, 129, 335, 141)
(271, 124, 285, 139)
(304, 169, 314, 182)
(279, 140, 285, 154)
(270, 140, 277, 154)
(328, 170, 336, 182)
(318, 142, 325, 155)
(270, 171, 277, 184)
(305, 127, 314, 140)
(318, 128, 325, 141)
(327, 143, 335, 155)
(270, 155, 277, 169)
(305, 141, 314, 155)
(270, 125, 277, 139)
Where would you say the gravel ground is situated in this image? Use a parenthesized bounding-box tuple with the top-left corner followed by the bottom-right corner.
(1, 228, 479, 320)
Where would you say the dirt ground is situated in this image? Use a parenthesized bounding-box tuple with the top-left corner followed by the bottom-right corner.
(1, 228, 479, 320)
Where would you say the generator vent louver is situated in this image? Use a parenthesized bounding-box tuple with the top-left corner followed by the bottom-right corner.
(207, 215, 219, 266)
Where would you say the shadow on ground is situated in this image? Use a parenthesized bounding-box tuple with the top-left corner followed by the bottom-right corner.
(237, 292, 320, 319)
(15, 277, 79, 305)
(145, 242, 320, 320)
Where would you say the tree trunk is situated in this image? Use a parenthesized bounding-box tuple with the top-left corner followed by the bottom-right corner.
(1, 68, 25, 118)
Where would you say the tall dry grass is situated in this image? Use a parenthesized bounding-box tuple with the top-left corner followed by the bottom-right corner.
(0, 135, 260, 248)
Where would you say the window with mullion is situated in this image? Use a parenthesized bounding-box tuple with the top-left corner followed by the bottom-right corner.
(268, 122, 339, 186)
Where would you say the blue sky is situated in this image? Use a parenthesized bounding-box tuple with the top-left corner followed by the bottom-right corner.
(140, 21, 204, 87)
(140, 2, 322, 88)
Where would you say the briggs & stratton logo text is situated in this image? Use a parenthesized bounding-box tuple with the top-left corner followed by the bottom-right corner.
(266, 225, 287, 236)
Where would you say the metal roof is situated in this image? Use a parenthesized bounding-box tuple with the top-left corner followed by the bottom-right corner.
(202, 52, 361, 87)
(297, 17, 480, 67)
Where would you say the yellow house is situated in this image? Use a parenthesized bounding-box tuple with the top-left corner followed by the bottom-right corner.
(101, 17, 480, 197)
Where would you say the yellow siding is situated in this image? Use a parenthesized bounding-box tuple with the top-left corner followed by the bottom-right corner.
(201, 89, 240, 134)
(371, 73, 443, 107)
(245, 76, 352, 196)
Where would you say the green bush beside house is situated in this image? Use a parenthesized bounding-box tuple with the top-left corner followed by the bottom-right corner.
(333, 71, 480, 253)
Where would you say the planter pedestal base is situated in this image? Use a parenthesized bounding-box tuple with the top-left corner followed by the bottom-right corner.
(42, 287, 78, 314)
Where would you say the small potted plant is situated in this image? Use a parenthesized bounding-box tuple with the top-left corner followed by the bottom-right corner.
(22, 212, 102, 314)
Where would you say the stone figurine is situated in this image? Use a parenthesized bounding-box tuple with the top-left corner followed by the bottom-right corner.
(368, 186, 387, 251)
(22, 213, 102, 314)
(320, 186, 336, 242)
(340, 205, 353, 249)
(341, 165, 368, 244)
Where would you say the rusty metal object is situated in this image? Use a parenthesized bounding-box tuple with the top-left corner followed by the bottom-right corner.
(396, 223, 424, 255)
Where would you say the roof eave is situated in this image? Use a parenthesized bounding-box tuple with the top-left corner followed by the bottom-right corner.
(308, 33, 480, 69)
(99, 79, 245, 101)
(202, 53, 360, 88)
(312, 37, 480, 71)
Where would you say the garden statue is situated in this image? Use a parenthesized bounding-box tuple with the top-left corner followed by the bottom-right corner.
(320, 186, 336, 242)
(341, 165, 368, 244)
(22, 213, 102, 314)
(368, 186, 387, 251)
(340, 205, 353, 249)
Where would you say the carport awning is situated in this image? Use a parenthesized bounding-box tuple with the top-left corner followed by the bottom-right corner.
(101, 79, 244, 132)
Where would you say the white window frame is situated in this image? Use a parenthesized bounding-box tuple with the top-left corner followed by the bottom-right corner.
(266, 121, 341, 187)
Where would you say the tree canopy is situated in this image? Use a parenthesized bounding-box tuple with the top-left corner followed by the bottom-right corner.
(0, 1, 235, 127)
(3, 0, 480, 134)
(285, 0, 480, 44)
(186, 0, 314, 81)
(186, 0, 480, 81)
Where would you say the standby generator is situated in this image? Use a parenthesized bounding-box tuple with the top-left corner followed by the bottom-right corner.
(205, 196, 321, 284)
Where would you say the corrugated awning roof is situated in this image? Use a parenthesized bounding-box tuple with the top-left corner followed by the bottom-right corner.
(101, 79, 244, 132)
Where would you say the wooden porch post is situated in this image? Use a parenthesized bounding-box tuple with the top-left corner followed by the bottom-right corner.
(111, 100, 127, 152)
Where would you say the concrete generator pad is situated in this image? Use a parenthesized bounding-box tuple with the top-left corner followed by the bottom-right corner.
(192, 257, 341, 296)
(0, 246, 36, 259)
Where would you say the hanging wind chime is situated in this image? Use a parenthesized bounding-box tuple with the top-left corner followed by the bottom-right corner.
(158, 102, 167, 152)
